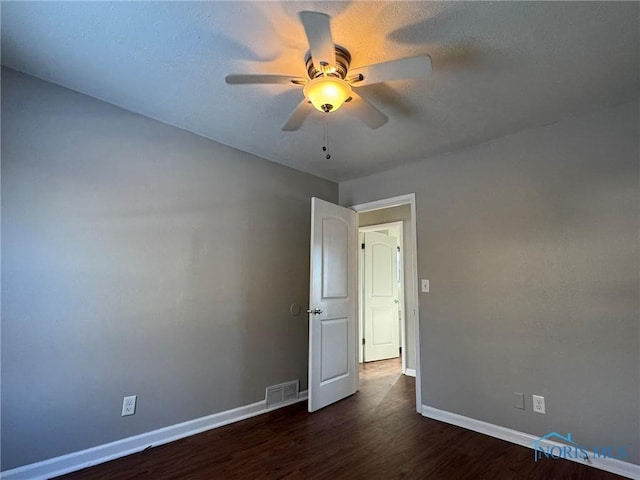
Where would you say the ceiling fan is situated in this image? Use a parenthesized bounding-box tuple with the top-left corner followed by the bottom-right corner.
(225, 11, 432, 131)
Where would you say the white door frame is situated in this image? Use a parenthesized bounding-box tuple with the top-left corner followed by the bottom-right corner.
(350, 193, 421, 413)
(358, 222, 406, 373)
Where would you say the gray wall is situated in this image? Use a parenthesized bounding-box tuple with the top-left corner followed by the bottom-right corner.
(358, 205, 416, 371)
(341, 101, 640, 465)
(1, 68, 337, 470)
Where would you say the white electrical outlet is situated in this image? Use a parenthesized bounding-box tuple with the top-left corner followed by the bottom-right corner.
(532, 394, 545, 414)
(122, 395, 137, 416)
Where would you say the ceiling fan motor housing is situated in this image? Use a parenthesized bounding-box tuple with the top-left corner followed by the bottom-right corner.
(305, 45, 352, 80)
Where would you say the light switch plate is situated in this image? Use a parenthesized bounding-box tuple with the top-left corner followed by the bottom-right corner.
(513, 392, 525, 410)
(421, 279, 430, 293)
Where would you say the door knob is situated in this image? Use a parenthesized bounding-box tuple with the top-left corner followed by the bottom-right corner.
(307, 308, 323, 315)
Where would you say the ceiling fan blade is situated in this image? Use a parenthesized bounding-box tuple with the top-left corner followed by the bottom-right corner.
(349, 55, 432, 87)
(282, 99, 314, 131)
(225, 74, 306, 86)
(299, 11, 336, 73)
(344, 91, 388, 129)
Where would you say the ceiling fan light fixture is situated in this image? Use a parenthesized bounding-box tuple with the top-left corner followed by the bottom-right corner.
(303, 76, 352, 113)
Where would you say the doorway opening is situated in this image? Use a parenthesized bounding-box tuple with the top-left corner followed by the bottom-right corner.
(358, 222, 406, 370)
(351, 194, 421, 413)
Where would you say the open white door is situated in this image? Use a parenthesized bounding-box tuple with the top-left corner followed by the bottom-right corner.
(308, 197, 358, 412)
(363, 231, 400, 362)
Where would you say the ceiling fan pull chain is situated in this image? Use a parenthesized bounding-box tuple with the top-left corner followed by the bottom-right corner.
(323, 119, 331, 160)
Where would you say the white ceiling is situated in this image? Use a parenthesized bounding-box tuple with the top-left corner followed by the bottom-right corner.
(2, 1, 638, 182)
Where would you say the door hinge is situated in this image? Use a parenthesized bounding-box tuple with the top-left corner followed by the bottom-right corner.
(362, 338, 365, 345)
(361, 243, 365, 249)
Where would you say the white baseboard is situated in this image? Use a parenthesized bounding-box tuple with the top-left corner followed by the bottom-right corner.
(422, 405, 640, 480)
(1, 391, 308, 480)
(404, 368, 416, 377)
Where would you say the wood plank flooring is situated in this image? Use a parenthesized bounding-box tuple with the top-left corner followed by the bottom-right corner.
(57, 358, 625, 479)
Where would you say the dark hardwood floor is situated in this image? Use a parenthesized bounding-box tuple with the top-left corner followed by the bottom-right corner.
(57, 358, 624, 479)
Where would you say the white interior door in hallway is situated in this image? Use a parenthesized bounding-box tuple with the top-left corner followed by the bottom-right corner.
(363, 231, 400, 362)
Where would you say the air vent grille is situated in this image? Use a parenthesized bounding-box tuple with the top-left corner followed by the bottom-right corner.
(266, 380, 299, 408)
